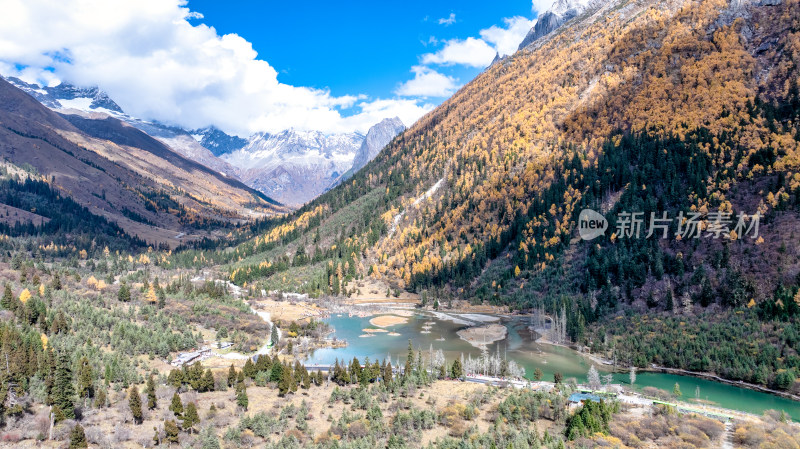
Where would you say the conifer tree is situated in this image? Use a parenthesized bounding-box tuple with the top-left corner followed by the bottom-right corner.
(129, 385, 143, 424)
(77, 356, 94, 401)
(278, 364, 292, 396)
(118, 282, 131, 302)
(169, 392, 183, 417)
(94, 388, 107, 408)
(243, 358, 255, 379)
(44, 347, 56, 403)
(182, 402, 199, 434)
(404, 340, 414, 379)
(68, 423, 88, 449)
(255, 354, 271, 373)
(201, 369, 215, 392)
(164, 419, 180, 443)
(146, 374, 157, 410)
(51, 272, 61, 290)
(235, 381, 248, 410)
(269, 360, 283, 382)
(157, 288, 166, 309)
(52, 352, 75, 421)
(450, 358, 463, 379)
(167, 368, 184, 388)
(289, 363, 299, 392)
(227, 364, 237, 387)
(199, 425, 221, 448)
(270, 324, 279, 345)
(383, 361, 393, 386)
(1, 284, 12, 309)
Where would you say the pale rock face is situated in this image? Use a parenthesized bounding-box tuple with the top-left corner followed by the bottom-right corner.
(223, 129, 365, 206)
(350, 117, 405, 174)
(223, 118, 405, 207)
(327, 117, 405, 189)
(518, 0, 606, 50)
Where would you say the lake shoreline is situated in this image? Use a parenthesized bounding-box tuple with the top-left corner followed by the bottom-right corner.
(312, 303, 800, 414)
(534, 337, 800, 403)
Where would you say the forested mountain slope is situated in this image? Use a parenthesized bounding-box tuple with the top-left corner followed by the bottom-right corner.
(226, 0, 798, 289)
(187, 0, 800, 387)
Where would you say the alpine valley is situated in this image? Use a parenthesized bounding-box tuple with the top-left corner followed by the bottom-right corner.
(0, 0, 799, 448)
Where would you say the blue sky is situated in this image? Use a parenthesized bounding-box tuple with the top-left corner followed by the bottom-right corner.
(0, 0, 546, 135)
(187, 1, 537, 100)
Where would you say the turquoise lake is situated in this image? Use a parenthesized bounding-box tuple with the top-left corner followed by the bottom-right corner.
(302, 312, 800, 418)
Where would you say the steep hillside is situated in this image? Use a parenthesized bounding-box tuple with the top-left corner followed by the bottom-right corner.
(0, 77, 284, 246)
(203, 0, 800, 389)
(5, 77, 243, 179)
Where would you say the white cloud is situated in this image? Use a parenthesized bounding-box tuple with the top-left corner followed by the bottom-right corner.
(419, 15, 536, 69)
(0, 0, 430, 135)
(341, 98, 434, 131)
(421, 37, 497, 68)
(532, 0, 554, 13)
(480, 16, 536, 57)
(395, 66, 458, 98)
(422, 36, 439, 47)
(438, 13, 456, 26)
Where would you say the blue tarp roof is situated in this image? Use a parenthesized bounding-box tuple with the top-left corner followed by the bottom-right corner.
(568, 392, 602, 403)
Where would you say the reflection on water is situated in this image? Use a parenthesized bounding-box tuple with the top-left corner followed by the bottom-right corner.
(305, 312, 800, 418)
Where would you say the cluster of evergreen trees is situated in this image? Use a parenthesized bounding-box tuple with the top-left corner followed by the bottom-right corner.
(594, 309, 800, 389)
(0, 177, 145, 254)
(234, 354, 323, 397)
(564, 400, 618, 440)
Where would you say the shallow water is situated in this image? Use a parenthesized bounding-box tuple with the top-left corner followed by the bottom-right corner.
(304, 312, 800, 418)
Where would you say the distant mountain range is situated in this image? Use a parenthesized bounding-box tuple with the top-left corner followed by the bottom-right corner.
(0, 76, 284, 246)
(223, 129, 363, 206)
(222, 117, 406, 206)
(4, 76, 404, 207)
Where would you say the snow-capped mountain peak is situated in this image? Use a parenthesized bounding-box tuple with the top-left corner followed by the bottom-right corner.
(549, 0, 595, 16)
(6, 77, 124, 114)
(190, 126, 248, 157)
(222, 119, 404, 207)
(222, 129, 365, 206)
(518, 0, 606, 50)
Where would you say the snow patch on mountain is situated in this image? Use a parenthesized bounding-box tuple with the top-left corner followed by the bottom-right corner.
(190, 126, 248, 157)
(518, 0, 606, 50)
(389, 176, 445, 238)
(223, 129, 364, 206)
